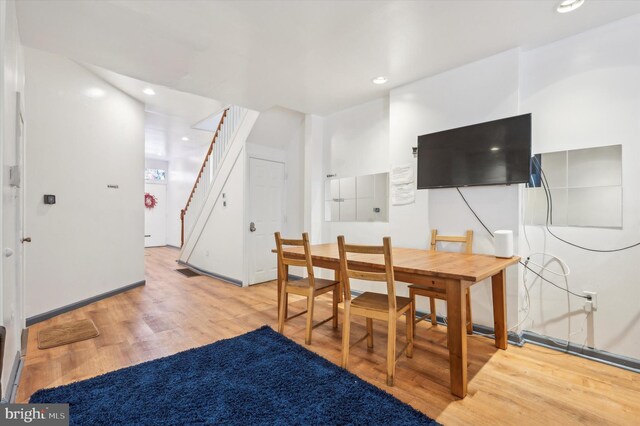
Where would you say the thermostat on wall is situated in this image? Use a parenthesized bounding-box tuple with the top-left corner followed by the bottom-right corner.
(44, 194, 56, 205)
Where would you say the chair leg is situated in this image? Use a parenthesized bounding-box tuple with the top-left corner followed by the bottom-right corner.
(386, 315, 397, 386)
(284, 266, 289, 319)
(366, 318, 374, 349)
(305, 289, 315, 345)
(284, 293, 289, 319)
(332, 286, 339, 330)
(278, 286, 287, 333)
(409, 292, 416, 327)
(409, 288, 416, 324)
(466, 289, 473, 335)
(341, 304, 351, 369)
(430, 297, 437, 325)
(406, 307, 414, 358)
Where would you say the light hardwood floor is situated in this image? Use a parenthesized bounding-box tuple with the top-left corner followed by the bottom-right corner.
(18, 247, 639, 425)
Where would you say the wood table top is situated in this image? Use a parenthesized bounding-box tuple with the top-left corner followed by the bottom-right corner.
(273, 243, 519, 282)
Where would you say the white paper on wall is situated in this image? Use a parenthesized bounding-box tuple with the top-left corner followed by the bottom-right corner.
(390, 164, 416, 205)
(390, 164, 414, 185)
(391, 183, 415, 205)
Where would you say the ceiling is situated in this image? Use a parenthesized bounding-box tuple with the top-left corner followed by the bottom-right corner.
(86, 64, 224, 161)
(16, 1, 640, 115)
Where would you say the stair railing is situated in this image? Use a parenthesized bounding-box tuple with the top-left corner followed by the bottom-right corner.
(180, 105, 246, 246)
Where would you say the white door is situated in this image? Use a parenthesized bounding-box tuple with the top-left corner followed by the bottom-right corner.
(248, 158, 284, 285)
(2, 93, 26, 395)
(144, 183, 167, 247)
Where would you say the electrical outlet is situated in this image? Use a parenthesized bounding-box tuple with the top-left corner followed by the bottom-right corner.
(584, 291, 597, 311)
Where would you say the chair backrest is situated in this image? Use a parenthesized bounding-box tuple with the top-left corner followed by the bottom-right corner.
(274, 232, 315, 284)
(337, 235, 396, 312)
(429, 229, 473, 254)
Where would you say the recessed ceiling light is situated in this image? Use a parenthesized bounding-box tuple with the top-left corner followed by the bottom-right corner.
(490, 147, 500, 151)
(372, 76, 388, 85)
(181, 136, 189, 141)
(85, 88, 105, 98)
(143, 87, 156, 95)
(556, 0, 585, 13)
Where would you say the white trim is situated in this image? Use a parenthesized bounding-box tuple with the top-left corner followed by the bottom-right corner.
(1, 351, 21, 403)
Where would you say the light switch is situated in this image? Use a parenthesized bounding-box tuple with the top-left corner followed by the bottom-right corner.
(9, 165, 20, 187)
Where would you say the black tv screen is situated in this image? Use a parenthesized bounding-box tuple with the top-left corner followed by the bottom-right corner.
(417, 114, 532, 189)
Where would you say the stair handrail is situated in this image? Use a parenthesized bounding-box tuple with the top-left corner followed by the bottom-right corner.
(180, 107, 229, 246)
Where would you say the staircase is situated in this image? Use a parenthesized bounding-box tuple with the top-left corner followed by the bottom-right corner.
(180, 105, 248, 247)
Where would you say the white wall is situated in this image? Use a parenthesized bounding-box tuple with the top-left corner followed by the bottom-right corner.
(519, 15, 640, 359)
(166, 156, 198, 247)
(186, 150, 245, 282)
(145, 158, 168, 173)
(0, 0, 25, 400)
(24, 47, 145, 318)
(304, 114, 324, 244)
(389, 49, 522, 329)
(245, 107, 306, 279)
(321, 55, 522, 322)
(325, 97, 390, 180)
(246, 106, 306, 239)
(322, 97, 391, 243)
(320, 17, 640, 360)
(180, 109, 260, 284)
(320, 97, 392, 291)
(186, 106, 306, 284)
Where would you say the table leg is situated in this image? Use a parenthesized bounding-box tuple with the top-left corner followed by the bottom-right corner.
(492, 270, 508, 350)
(446, 279, 468, 398)
(335, 269, 343, 302)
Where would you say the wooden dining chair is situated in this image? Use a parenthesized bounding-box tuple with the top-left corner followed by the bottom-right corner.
(337, 235, 413, 386)
(408, 229, 474, 334)
(275, 232, 340, 345)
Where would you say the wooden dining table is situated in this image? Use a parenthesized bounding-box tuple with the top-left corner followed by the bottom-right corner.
(273, 243, 519, 398)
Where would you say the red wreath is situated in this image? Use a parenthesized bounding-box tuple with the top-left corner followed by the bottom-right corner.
(144, 192, 158, 209)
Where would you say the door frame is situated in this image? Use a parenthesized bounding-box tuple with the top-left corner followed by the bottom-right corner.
(244, 145, 287, 286)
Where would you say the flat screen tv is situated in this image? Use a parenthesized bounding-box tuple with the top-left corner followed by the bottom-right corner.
(417, 114, 531, 189)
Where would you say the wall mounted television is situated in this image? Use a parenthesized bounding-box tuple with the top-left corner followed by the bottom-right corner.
(417, 114, 532, 189)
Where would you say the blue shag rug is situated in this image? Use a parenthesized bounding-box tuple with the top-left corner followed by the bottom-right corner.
(31, 326, 439, 425)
